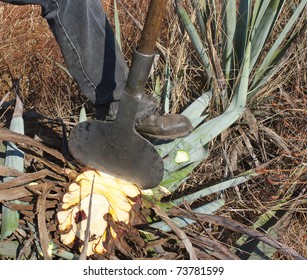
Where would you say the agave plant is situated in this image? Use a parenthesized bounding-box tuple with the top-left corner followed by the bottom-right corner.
(56, 0, 306, 258)
(0, 0, 305, 259)
(176, 0, 306, 100)
(167, 0, 306, 258)
(158, 0, 306, 173)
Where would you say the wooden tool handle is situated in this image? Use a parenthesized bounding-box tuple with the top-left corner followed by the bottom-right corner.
(137, 0, 167, 55)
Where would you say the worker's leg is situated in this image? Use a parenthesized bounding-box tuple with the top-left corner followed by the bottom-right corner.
(2, 0, 128, 111)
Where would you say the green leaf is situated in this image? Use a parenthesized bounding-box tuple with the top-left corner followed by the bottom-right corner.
(235, 200, 292, 260)
(222, 0, 236, 81)
(181, 91, 212, 119)
(0, 240, 19, 258)
(163, 58, 171, 113)
(1, 96, 24, 240)
(1, 207, 20, 241)
(249, 0, 285, 71)
(149, 199, 225, 232)
(42, 55, 72, 79)
(160, 162, 198, 192)
(51, 242, 79, 260)
(234, 0, 252, 66)
(250, 0, 307, 91)
(172, 171, 257, 206)
(250, 0, 271, 40)
(114, 0, 122, 51)
(176, 1, 212, 79)
(153, 75, 162, 101)
(192, 0, 207, 41)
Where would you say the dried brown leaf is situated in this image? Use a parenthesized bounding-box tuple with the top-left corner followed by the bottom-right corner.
(154, 205, 198, 260)
(243, 109, 259, 141)
(36, 186, 53, 260)
(238, 126, 261, 166)
(0, 169, 59, 191)
(0, 127, 65, 162)
(188, 232, 240, 260)
(2, 201, 34, 212)
(0, 188, 31, 201)
(260, 124, 291, 153)
(0, 182, 59, 201)
(0, 165, 24, 177)
(24, 149, 65, 175)
(171, 208, 305, 260)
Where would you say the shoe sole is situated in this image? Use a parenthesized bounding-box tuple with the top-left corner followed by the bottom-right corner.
(139, 130, 192, 141)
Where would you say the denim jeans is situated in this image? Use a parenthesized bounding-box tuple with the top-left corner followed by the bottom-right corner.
(1, 0, 128, 109)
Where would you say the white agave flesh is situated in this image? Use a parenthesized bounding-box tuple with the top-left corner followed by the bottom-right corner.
(57, 208, 73, 231)
(93, 235, 107, 254)
(72, 194, 109, 240)
(57, 169, 142, 255)
(109, 203, 130, 223)
(60, 228, 76, 245)
(96, 172, 140, 196)
(100, 188, 133, 212)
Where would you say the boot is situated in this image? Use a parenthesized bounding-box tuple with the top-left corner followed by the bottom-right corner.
(95, 94, 193, 140)
(134, 94, 193, 140)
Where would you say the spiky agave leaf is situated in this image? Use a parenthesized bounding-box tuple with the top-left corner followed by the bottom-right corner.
(160, 0, 305, 201)
(1, 95, 24, 240)
(177, 0, 306, 97)
(114, 0, 122, 51)
(234, 195, 296, 260)
(149, 170, 256, 231)
(250, 0, 307, 96)
(221, 0, 236, 82)
(150, 199, 225, 232)
(249, 0, 285, 71)
(157, 42, 251, 192)
(176, 0, 212, 79)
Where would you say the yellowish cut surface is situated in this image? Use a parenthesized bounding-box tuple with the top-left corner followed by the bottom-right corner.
(57, 170, 140, 256)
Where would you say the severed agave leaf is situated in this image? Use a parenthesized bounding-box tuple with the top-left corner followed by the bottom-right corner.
(0, 241, 19, 258)
(78, 106, 87, 123)
(174, 150, 190, 164)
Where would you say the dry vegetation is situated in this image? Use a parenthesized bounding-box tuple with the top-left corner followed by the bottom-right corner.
(0, 0, 306, 259)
